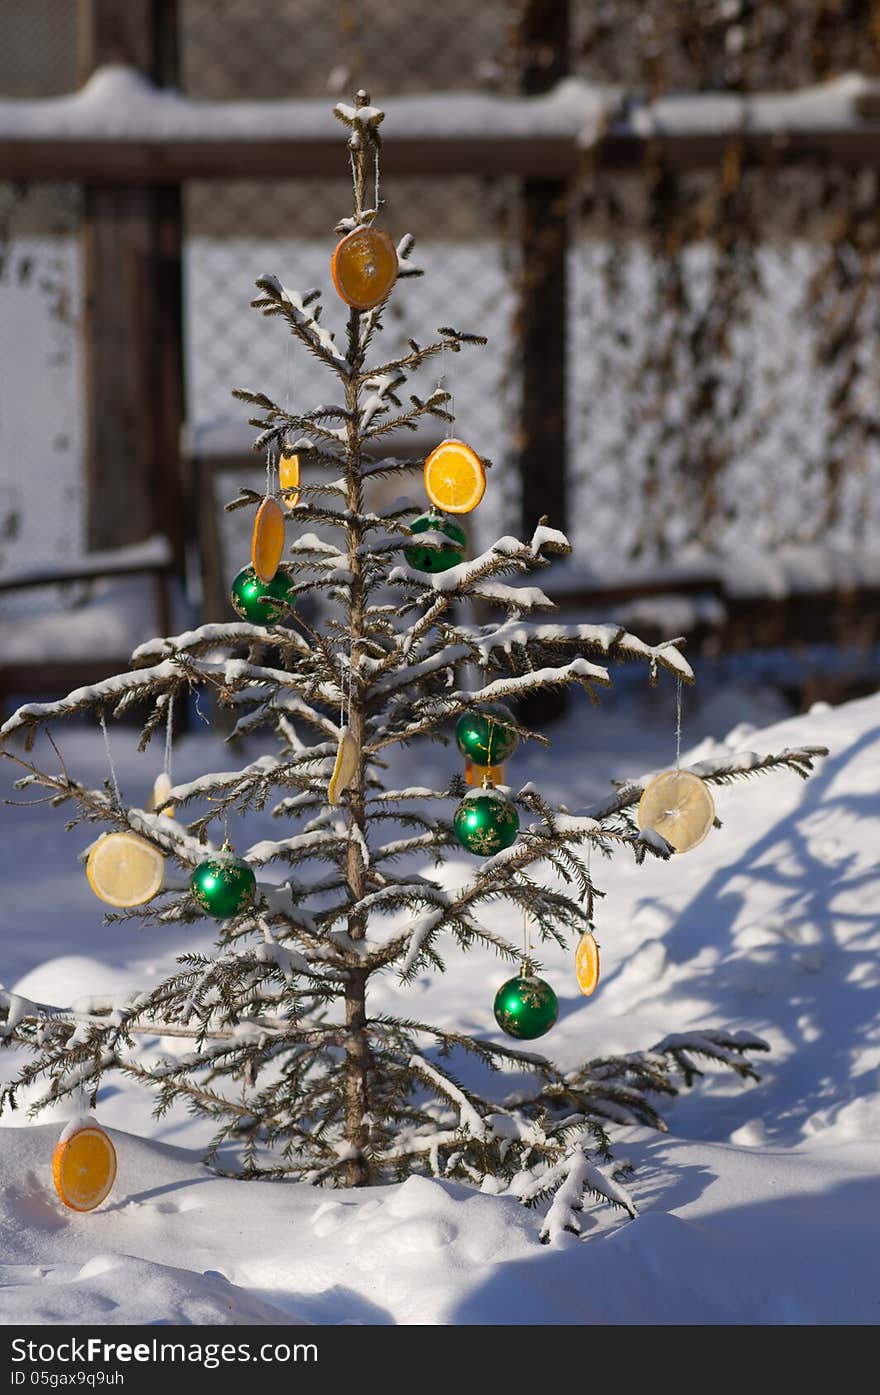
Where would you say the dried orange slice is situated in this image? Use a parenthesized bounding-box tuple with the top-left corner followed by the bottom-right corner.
(149, 771, 175, 820)
(575, 930, 600, 996)
(328, 726, 358, 805)
(251, 496, 285, 583)
(464, 758, 505, 787)
(331, 227, 398, 311)
(637, 769, 716, 854)
(279, 450, 301, 508)
(423, 440, 486, 515)
(86, 831, 165, 908)
(52, 1124, 117, 1212)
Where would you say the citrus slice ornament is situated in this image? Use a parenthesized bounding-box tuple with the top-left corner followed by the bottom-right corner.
(637, 769, 716, 854)
(279, 449, 301, 508)
(52, 1124, 117, 1212)
(328, 726, 358, 805)
(575, 930, 600, 996)
(331, 226, 398, 310)
(149, 771, 175, 820)
(423, 439, 486, 515)
(251, 496, 286, 583)
(86, 831, 165, 908)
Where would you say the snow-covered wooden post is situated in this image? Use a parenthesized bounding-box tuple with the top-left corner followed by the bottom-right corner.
(77, 0, 185, 565)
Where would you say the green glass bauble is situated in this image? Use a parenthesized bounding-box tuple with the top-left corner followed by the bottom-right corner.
(190, 852, 256, 919)
(455, 704, 518, 765)
(230, 565, 296, 624)
(404, 511, 466, 574)
(493, 972, 559, 1040)
(453, 787, 519, 856)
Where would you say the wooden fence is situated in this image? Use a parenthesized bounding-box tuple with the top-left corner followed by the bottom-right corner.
(3, 0, 880, 682)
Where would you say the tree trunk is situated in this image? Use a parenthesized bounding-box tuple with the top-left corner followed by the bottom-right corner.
(342, 303, 371, 1186)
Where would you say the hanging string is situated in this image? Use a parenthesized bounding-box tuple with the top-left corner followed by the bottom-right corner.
(208, 793, 230, 850)
(675, 675, 683, 770)
(437, 341, 455, 445)
(349, 146, 361, 219)
(163, 693, 174, 783)
(586, 841, 594, 927)
(265, 442, 277, 497)
(522, 908, 533, 972)
(99, 712, 122, 811)
(347, 641, 356, 729)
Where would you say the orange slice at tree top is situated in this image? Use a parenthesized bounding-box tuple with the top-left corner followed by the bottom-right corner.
(331, 226, 398, 310)
(575, 930, 600, 996)
(423, 440, 486, 515)
(637, 769, 716, 854)
(86, 831, 165, 908)
(279, 449, 301, 508)
(52, 1124, 117, 1212)
(464, 758, 505, 787)
(251, 496, 286, 583)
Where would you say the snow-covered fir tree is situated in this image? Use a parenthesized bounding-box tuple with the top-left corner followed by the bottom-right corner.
(0, 94, 826, 1238)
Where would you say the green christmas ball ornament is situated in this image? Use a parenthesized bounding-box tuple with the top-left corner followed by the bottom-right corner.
(493, 970, 559, 1040)
(404, 511, 466, 574)
(230, 564, 296, 624)
(455, 703, 519, 765)
(453, 786, 519, 856)
(190, 849, 256, 919)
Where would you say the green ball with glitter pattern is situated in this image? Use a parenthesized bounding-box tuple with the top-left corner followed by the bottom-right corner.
(453, 787, 519, 856)
(493, 972, 558, 1040)
(230, 565, 296, 624)
(190, 853, 256, 919)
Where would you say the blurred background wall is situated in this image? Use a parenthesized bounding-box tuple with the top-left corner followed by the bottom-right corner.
(3, 0, 880, 707)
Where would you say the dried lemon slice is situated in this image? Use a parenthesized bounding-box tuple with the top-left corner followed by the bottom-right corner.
(149, 771, 175, 820)
(252, 496, 286, 583)
(86, 831, 165, 908)
(423, 440, 486, 515)
(279, 450, 301, 508)
(637, 769, 716, 854)
(575, 930, 600, 996)
(52, 1124, 117, 1212)
(331, 226, 398, 310)
(328, 727, 358, 805)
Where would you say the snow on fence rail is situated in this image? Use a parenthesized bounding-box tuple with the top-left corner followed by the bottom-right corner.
(2, 69, 880, 180)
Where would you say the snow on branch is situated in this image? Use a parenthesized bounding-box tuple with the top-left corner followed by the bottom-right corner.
(472, 619, 695, 684)
(409, 1055, 488, 1141)
(251, 275, 349, 373)
(0, 660, 186, 744)
(132, 622, 308, 665)
(513, 1147, 637, 1241)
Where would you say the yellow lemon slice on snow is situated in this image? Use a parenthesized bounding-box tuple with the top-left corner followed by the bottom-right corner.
(86, 831, 165, 908)
(423, 439, 486, 515)
(52, 1125, 117, 1212)
(637, 770, 716, 854)
(575, 930, 600, 996)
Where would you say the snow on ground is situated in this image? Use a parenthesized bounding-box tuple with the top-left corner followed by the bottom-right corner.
(0, 679, 878, 1324)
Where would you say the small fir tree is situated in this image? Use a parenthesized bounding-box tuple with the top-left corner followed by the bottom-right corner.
(0, 95, 825, 1237)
